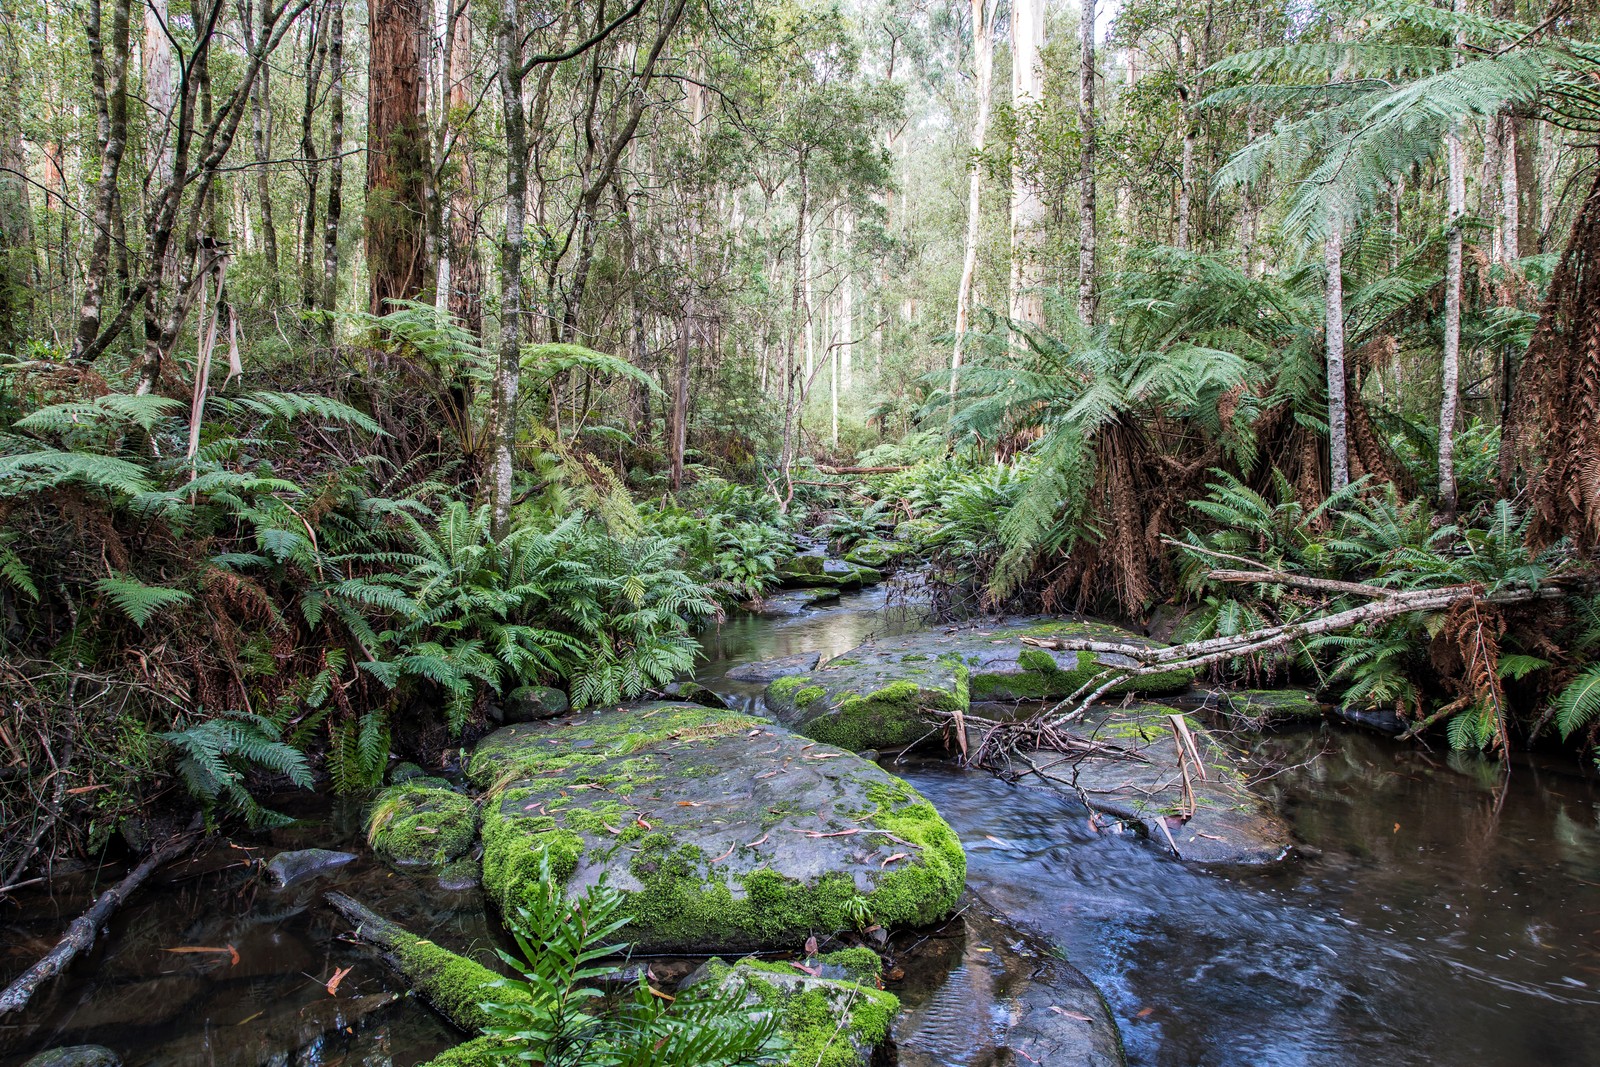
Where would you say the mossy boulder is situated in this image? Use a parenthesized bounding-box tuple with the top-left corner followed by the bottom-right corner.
(1010, 702, 1293, 865)
(493, 685, 569, 724)
(842, 540, 910, 570)
(366, 784, 479, 869)
(776, 556, 882, 591)
(683, 956, 899, 1067)
(468, 703, 965, 953)
(960, 617, 1195, 700)
(763, 644, 970, 752)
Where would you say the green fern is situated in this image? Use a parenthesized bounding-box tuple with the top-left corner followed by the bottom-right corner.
(94, 574, 193, 627)
(1555, 666, 1600, 740)
(160, 711, 312, 828)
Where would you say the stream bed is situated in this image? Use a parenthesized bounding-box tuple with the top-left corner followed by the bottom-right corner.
(4, 585, 1600, 1066)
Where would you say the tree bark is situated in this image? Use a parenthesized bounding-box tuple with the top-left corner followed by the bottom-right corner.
(70, 0, 132, 361)
(0, 4, 31, 353)
(367, 0, 431, 314)
(1008, 0, 1045, 329)
(490, 0, 529, 537)
(247, 1, 280, 301)
(297, 2, 329, 310)
(444, 0, 482, 335)
(321, 0, 345, 340)
(950, 0, 997, 398)
(1439, 5, 1466, 521)
(1325, 224, 1349, 492)
(1077, 0, 1097, 325)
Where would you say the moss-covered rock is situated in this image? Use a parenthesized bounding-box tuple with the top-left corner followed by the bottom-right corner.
(1012, 702, 1294, 865)
(469, 703, 965, 953)
(417, 1036, 501, 1067)
(764, 648, 969, 752)
(366, 784, 479, 869)
(776, 556, 882, 591)
(494, 685, 569, 724)
(684, 957, 899, 1067)
(842, 540, 911, 570)
(1176, 687, 1328, 729)
(962, 618, 1195, 700)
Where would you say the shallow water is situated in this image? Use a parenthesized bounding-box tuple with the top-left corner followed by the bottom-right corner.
(697, 587, 1600, 1067)
(5, 587, 1599, 1066)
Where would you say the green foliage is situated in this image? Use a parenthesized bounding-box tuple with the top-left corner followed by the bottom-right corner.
(480, 855, 785, 1067)
(93, 573, 194, 627)
(159, 711, 313, 828)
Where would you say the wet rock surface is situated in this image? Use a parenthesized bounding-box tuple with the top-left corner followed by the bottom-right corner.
(468, 702, 966, 953)
(20, 1048, 122, 1067)
(1173, 687, 1329, 729)
(1011, 702, 1295, 865)
(893, 893, 1124, 1067)
(262, 847, 357, 888)
(727, 650, 823, 682)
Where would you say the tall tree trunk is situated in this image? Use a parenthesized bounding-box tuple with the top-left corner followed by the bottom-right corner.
(1499, 114, 1519, 264)
(445, 0, 482, 335)
(1439, 6, 1466, 520)
(1077, 0, 1096, 324)
(778, 163, 809, 495)
(668, 74, 706, 492)
(489, 0, 527, 536)
(320, 0, 345, 340)
(951, 0, 997, 397)
(69, 0, 132, 360)
(248, 10, 280, 301)
(367, 0, 430, 314)
(298, 3, 329, 310)
(840, 213, 853, 388)
(1440, 120, 1465, 519)
(0, 4, 34, 353)
(1325, 225, 1349, 492)
(1008, 0, 1045, 328)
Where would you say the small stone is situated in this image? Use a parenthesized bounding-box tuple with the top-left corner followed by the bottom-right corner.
(264, 848, 357, 888)
(22, 1047, 122, 1067)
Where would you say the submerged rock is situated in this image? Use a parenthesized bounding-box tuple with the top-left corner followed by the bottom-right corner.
(895, 893, 1124, 1067)
(22, 1048, 122, 1067)
(1013, 702, 1294, 865)
(682, 952, 899, 1067)
(263, 848, 357, 888)
(743, 591, 818, 617)
(727, 651, 823, 682)
(468, 702, 966, 953)
(366, 784, 478, 868)
(1174, 687, 1329, 729)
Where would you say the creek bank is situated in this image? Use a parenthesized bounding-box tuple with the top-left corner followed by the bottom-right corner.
(467, 702, 966, 953)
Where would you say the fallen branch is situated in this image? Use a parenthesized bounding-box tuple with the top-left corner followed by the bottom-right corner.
(0, 833, 196, 1015)
(812, 464, 911, 475)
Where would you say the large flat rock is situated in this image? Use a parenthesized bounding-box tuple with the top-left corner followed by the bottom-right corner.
(1013, 703, 1294, 865)
(467, 703, 966, 953)
(761, 618, 1193, 752)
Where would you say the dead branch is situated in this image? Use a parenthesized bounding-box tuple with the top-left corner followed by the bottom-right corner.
(812, 464, 911, 475)
(0, 833, 196, 1015)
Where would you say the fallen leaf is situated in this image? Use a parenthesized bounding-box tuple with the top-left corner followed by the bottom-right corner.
(635, 815, 653, 830)
(326, 965, 353, 996)
(887, 966, 904, 981)
(710, 843, 735, 863)
(1049, 1007, 1094, 1022)
(788, 828, 860, 839)
(789, 961, 821, 977)
(602, 823, 622, 835)
(754, 770, 779, 780)
(804, 935, 818, 956)
(676, 801, 702, 808)
(647, 986, 676, 1001)
(748, 729, 762, 737)
(1136, 1007, 1156, 1019)
(746, 832, 770, 847)
(1195, 832, 1226, 842)
(880, 852, 910, 868)
(1393, 822, 1401, 834)
(65, 784, 110, 795)
(164, 945, 239, 966)
(236, 1011, 263, 1026)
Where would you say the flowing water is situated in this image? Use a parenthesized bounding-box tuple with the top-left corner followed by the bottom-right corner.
(4, 586, 1600, 1066)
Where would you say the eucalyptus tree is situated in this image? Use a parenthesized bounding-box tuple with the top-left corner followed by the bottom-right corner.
(950, 0, 999, 397)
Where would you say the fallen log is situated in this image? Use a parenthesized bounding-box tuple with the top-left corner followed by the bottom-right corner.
(0, 834, 195, 1015)
(326, 891, 525, 1033)
(812, 464, 911, 475)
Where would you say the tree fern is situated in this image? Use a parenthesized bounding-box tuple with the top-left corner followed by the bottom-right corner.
(94, 574, 193, 627)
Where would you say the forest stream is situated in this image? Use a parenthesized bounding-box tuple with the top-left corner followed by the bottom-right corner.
(5, 587, 1600, 1067)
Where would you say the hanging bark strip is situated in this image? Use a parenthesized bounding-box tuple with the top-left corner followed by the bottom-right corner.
(0, 834, 195, 1015)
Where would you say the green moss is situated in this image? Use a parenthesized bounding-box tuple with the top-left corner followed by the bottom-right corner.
(844, 778, 966, 928)
(698, 959, 899, 1067)
(768, 676, 810, 701)
(390, 930, 526, 1034)
(970, 648, 1193, 701)
(417, 1037, 503, 1067)
(798, 668, 968, 752)
(794, 685, 827, 706)
(367, 784, 479, 868)
(818, 947, 883, 984)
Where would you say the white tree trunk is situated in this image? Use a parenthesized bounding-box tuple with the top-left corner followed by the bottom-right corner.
(1325, 225, 1349, 492)
(951, 0, 998, 397)
(841, 213, 854, 388)
(1499, 116, 1519, 263)
(1008, 0, 1045, 328)
(1440, 121, 1465, 518)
